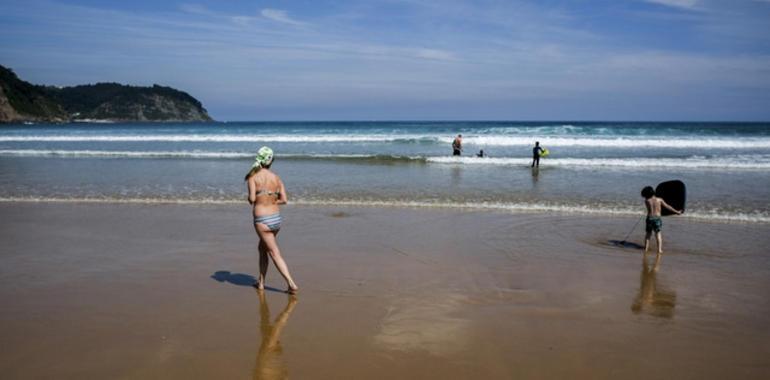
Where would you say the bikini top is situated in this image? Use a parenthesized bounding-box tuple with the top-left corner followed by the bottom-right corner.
(255, 189, 280, 197)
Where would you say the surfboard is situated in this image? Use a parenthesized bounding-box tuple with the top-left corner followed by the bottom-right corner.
(655, 180, 686, 216)
(540, 148, 550, 157)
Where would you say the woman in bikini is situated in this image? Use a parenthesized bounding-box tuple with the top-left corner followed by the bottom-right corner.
(245, 146, 299, 294)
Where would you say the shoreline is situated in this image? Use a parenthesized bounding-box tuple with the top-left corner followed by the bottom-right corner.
(1, 202, 769, 378)
(1, 197, 768, 224)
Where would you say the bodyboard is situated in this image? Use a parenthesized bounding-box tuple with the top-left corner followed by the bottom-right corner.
(655, 180, 686, 216)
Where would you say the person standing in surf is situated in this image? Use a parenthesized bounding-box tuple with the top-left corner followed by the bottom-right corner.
(452, 134, 463, 156)
(245, 147, 299, 294)
(531, 141, 544, 167)
(641, 186, 682, 255)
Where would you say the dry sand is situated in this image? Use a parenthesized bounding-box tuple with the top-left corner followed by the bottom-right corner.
(1, 202, 769, 379)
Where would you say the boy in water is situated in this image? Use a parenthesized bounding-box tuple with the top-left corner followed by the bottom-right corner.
(641, 186, 682, 254)
(531, 141, 544, 167)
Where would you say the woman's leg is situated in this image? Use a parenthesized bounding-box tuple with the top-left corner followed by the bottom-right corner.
(254, 223, 270, 289)
(257, 240, 269, 290)
(257, 226, 299, 293)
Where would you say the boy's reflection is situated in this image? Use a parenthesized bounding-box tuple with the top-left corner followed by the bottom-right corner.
(631, 252, 676, 319)
(254, 292, 298, 380)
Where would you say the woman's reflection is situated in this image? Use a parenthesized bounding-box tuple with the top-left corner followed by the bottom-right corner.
(254, 292, 298, 380)
(631, 252, 676, 318)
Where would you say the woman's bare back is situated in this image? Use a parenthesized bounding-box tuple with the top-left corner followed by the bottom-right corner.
(248, 169, 286, 215)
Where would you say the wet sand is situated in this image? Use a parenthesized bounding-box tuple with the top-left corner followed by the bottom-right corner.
(1, 202, 769, 379)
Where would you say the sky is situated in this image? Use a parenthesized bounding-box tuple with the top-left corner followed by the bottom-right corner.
(1, 0, 769, 121)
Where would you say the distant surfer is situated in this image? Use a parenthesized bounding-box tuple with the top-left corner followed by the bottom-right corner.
(452, 134, 463, 156)
(476, 149, 486, 158)
(641, 186, 682, 255)
(531, 141, 544, 167)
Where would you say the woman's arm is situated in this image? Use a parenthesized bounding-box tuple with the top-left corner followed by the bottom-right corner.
(247, 177, 257, 205)
(277, 177, 288, 205)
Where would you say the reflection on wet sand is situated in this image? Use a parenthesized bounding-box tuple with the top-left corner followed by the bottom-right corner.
(374, 294, 470, 356)
(255, 292, 297, 380)
(631, 252, 676, 318)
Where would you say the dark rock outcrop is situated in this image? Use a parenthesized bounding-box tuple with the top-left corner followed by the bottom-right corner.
(0, 65, 212, 123)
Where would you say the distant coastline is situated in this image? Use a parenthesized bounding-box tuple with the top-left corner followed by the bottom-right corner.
(0, 64, 212, 124)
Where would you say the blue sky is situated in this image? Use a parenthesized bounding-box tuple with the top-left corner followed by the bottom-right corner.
(1, 0, 769, 121)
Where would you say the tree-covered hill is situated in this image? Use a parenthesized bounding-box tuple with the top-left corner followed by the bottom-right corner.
(0, 65, 69, 122)
(0, 65, 212, 123)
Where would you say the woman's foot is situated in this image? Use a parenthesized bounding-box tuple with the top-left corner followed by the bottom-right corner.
(287, 286, 299, 295)
(253, 281, 265, 291)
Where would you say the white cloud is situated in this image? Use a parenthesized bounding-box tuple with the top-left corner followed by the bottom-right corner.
(414, 48, 455, 61)
(178, 4, 214, 16)
(260, 9, 305, 26)
(644, 0, 699, 9)
(231, 16, 254, 27)
(5, 0, 770, 120)
(595, 51, 770, 91)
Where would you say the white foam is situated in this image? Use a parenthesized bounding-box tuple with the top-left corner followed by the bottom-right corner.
(461, 136, 770, 148)
(427, 156, 770, 169)
(0, 134, 424, 143)
(1, 197, 767, 223)
(3, 149, 769, 169)
(0, 149, 251, 158)
(0, 196, 240, 205)
(72, 119, 115, 124)
(2, 134, 769, 148)
(0, 149, 408, 160)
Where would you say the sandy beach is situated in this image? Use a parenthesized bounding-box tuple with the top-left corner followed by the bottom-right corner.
(5, 0, 770, 376)
(0, 202, 768, 379)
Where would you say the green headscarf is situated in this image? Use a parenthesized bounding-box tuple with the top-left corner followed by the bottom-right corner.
(251, 146, 274, 169)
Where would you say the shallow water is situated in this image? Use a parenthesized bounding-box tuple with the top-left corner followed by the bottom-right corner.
(1, 121, 769, 222)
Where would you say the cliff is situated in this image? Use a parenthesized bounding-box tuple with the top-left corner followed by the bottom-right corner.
(0, 65, 212, 123)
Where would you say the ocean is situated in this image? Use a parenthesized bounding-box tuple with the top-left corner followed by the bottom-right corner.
(1, 121, 769, 223)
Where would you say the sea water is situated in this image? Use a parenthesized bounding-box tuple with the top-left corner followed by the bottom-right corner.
(0, 121, 769, 222)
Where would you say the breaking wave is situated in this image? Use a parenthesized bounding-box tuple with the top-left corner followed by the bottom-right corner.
(3, 149, 769, 169)
(2, 134, 770, 148)
(427, 156, 770, 169)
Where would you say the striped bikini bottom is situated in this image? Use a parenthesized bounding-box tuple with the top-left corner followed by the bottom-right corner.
(254, 213, 282, 232)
